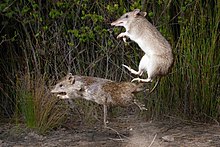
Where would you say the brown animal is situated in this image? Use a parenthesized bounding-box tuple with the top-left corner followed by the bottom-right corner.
(111, 9, 174, 83)
(51, 73, 147, 127)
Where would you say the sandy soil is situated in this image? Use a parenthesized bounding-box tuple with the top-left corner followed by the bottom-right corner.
(1, 114, 220, 147)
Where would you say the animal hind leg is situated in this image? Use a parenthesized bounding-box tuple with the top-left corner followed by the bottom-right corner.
(133, 99, 147, 111)
(131, 77, 153, 83)
(122, 64, 143, 76)
(132, 61, 157, 83)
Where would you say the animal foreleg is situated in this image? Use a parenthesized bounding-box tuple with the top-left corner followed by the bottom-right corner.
(103, 104, 108, 127)
(117, 32, 129, 43)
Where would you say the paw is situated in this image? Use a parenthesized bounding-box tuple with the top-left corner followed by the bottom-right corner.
(117, 33, 125, 39)
(133, 99, 147, 111)
(143, 78, 153, 83)
(122, 64, 131, 70)
(131, 78, 141, 83)
(140, 106, 147, 111)
(123, 37, 127, 43)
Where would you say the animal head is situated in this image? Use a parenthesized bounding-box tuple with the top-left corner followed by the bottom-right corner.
(51, 73, 83, 99)
(111, 9, 147, 28)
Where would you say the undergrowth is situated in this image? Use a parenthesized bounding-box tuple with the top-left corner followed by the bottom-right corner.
(15, 74, 68, 134)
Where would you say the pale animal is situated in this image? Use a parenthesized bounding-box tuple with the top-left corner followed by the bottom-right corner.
(111, 9, 174, 83)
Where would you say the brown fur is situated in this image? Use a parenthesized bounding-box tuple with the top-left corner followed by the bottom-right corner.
(51, 73, 147, 127)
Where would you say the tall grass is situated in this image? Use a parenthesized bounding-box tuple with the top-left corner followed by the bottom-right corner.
(15, 74, 68, 133)
(152, 0, 220, 121)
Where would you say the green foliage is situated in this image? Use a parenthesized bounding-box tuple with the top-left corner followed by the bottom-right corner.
(15, 75, 67, 133)
(49, 9, 63, 19)
(0, 0, 219, 127)
(17, 91, 36, 128)
(177, 1, 219, 119)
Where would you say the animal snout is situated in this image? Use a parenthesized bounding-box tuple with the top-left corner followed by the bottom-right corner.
(111, 22, 116, 26)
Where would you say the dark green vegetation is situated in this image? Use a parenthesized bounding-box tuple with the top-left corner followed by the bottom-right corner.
(0, 0, 219, 133)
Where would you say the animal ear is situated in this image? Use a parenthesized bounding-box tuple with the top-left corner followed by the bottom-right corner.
(133, 9, 141, 17)
(67, 73, 75, 84)
(140, 12, 147, 17)
(133, 9, 147, 17)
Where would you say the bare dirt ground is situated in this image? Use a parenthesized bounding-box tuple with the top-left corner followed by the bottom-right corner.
(1, 114, 220, 147)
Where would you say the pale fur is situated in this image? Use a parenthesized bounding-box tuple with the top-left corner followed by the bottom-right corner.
(111, 9, 174, 82)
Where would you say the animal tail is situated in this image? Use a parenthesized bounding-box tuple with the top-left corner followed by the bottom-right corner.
(148, 78, 161, 94)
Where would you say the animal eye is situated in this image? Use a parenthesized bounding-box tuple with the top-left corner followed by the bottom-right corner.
(125, 15, 128, 18)
(59, 84, 63, 87)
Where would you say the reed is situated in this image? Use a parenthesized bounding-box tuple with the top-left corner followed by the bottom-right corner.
(154, 0, 220, 121)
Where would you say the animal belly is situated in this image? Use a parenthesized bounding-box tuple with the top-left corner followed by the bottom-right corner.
(139, 54, 150, 71)
(140, 55, 171, 77)
(135, 39, 153, 54)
